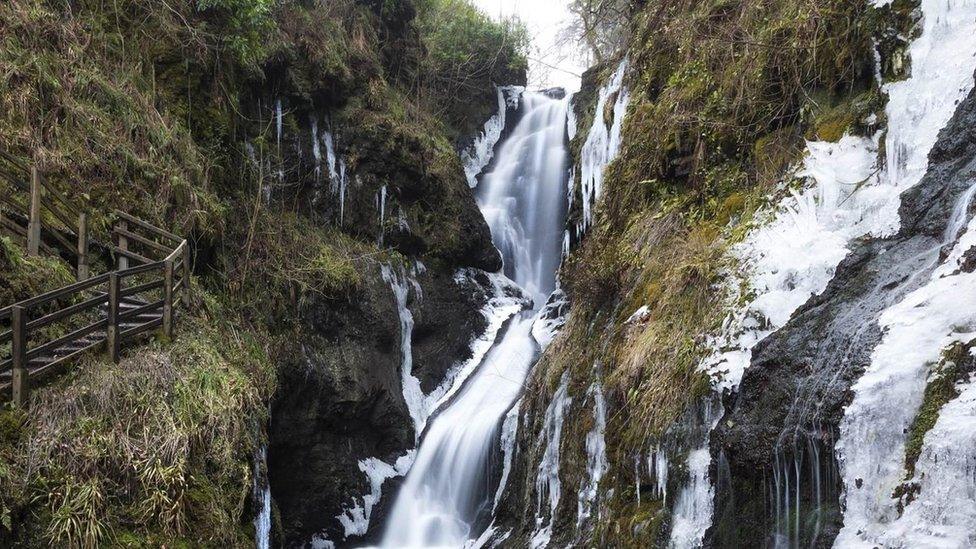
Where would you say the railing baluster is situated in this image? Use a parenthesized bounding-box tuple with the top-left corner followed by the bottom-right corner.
(11, 306, 28, 407)
(107, 273, 121, 364)
(163, 260, 174, 338)
(117, 219, 129, 270)
(77, 213, 89, 281)
(27, 163, 41, 256)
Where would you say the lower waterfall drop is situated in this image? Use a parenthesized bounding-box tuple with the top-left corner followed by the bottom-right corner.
(378, 91, 570, 547)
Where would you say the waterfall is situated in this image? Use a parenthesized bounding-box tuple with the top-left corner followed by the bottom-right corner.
(379, 91, 570, 547)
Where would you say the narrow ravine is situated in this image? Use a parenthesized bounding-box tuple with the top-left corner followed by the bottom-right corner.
(377, 91, 570, 547)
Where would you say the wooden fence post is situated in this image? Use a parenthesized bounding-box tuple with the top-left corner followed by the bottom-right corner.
(163, 259, 174, 338)
(107, 273, 121, 364)
(181, 245, 191, 308)
(117, 219, 129, 270)
(77, 213, 89, 281)
(11, 306, 29, 407)
(27, 164, 42, 256)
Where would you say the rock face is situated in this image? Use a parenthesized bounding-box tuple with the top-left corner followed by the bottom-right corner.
(269, 266, 497, 546)
(260, 69, 509, 546)
(709, 75, 976, 547)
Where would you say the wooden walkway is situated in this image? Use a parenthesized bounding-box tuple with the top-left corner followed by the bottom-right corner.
(0, 151, 191, 406)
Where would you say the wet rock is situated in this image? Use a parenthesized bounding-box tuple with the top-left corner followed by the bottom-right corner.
(710, 75, 976, 548)
(269, 266, 494, 547)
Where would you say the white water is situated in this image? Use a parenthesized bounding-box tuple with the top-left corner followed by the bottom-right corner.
(380, 92, 570, 548)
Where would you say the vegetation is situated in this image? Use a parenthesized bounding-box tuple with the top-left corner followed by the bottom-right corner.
(0, 237, 74, 308)
(903, 341, 975, 478)
(568, 0, 630, 63)
(527, 0, 880, 544)
(0, 0, 526, 545)
(0, 309, 274, 546)
(414, 0, 529, 139)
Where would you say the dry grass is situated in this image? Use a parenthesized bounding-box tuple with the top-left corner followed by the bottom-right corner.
(3, 310, 273, 546)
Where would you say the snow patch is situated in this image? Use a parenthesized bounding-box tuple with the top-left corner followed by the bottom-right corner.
(626, 305, 650, 324)
(532, 289, 569, 349)
(336, 452, 415, 538)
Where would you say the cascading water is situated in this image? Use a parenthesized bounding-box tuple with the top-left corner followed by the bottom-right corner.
(378, 91, 569, 548)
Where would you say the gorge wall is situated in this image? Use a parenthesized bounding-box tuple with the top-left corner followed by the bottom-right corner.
(0, 0, 526, 546)
(490, 1, 976, 548)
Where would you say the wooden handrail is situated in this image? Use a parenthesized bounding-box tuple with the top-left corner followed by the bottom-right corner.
(27, 319, 108, 361)
(0, 272, 110, 315)
(1, 191, 193, 404)
(28, 292, 107, 331)
(113, 210, 183, 245)
(114, 226, 174, 256)
(118, 260, 167, 279)
(110, 244, 153, 266)
(0, 149, 29, 172)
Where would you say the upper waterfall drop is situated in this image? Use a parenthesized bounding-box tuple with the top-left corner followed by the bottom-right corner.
(377, 91, 570, 548)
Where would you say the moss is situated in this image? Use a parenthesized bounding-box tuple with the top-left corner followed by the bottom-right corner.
(903, 341, 974, 477)
(0, 307, 274, 547)
(808, 106, 857, 142)
(600, 497, 665, 546)
(805, 90, 883, 142)
(0, 236, 74, 307)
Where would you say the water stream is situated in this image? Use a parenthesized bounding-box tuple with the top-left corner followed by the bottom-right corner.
(378, 92, 570, 547)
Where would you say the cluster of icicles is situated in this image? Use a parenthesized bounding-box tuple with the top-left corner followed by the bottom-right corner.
(247, 100, 406, 246)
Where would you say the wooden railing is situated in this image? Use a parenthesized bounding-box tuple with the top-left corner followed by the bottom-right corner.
(0, 149, 89, 279)
(0, 151, 192, 407)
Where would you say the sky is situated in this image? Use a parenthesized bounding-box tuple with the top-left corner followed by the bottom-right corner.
(471, 0, 590, 92)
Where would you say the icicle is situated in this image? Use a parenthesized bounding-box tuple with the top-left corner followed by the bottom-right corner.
(579, 58, 630, 231)
(577, 381, 608, 529)
(275, 98, 283, 151)
(311, 115, 322, 184)
(378, 185, 387, 245)
(494, 401, 522, 511)
(338, 163, 347, 224)
(335, 452, 415, 539)
(530, 371, 572, 548)
(381, 265, 425, 437)
(253, 446, 271, 549)
(323, 126, 339, 192)
(461, 86, 515, 188)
